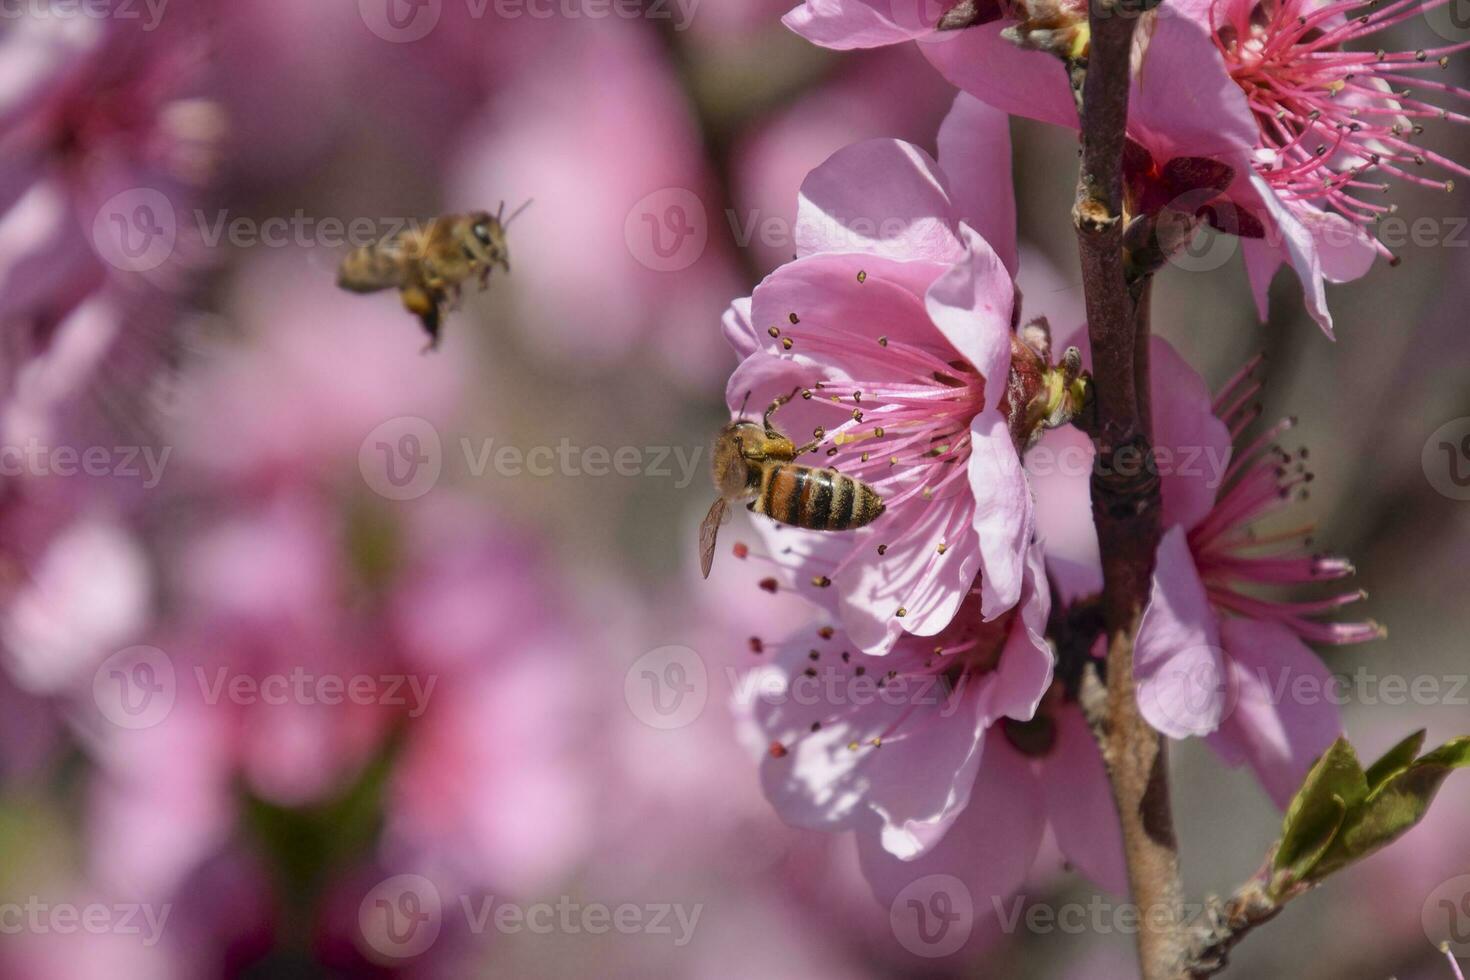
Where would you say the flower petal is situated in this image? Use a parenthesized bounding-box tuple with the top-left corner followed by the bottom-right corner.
(967, 407, 1032, 619)
(783, 0, 937, 50)
(796, 139, 965, 264)
(1134, 526, 1228, 739)
(857, 737, 1044, 908)
(1151, 338, 1232, 533)
(923, 22, 1078, 130)
(925, 225, 1014, 387)
(741, 632, 989, 851)
(1207, 617, 1344, 809)
(936, 93, 1017, 276)
(1040, 707, 1129, 895)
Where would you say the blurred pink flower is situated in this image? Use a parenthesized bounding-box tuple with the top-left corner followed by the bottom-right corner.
(722, 96, 1035, 654)
(0, 8, 220, 428)
(447, 16, 741, 384)
(731, 44, 957, 273)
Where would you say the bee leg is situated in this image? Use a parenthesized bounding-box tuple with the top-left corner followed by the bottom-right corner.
(791, 437, 824, 456)
(478, 265, 493, 289)
(763, 387, 802, 438)
(401, 286, 443, 352)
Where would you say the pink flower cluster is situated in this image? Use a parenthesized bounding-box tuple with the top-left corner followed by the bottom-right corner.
(717, 0, 1444, 924)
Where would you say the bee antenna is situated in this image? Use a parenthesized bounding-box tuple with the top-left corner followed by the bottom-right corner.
(504, 198, 534, 227)
(737, 390, 752, 420)
(496, 200, 505, 223)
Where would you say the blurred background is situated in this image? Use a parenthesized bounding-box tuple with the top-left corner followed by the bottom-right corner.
(0, 1, 1466, 977)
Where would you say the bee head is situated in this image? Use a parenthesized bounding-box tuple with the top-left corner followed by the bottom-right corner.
(466, 210, 510, 272)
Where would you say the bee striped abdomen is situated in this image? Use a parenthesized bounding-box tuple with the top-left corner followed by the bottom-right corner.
(759, 465, 884, 531)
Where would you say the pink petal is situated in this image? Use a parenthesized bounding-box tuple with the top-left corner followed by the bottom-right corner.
(923, 22, 1078, 130)
(857, 737, 1044, 906)
(745, 636, 990, 853)
(967, 407, 1032, 619)
(722, 295, 759, 359)
(1207, 617, 1344, 809)
(1151, 338, 1232, 533)
(1134, 526, 1228, 739)
(936, 93, 1017, 276)
(972, 543, 1054, 724)
(1130, 13, 1257, 161)
(925, 224, 1015, 384)
(782, 0, 938, 50)
(1040, 707, 1129, 895)
(835, 510, 980, 655)
(795, 138, 965, 264)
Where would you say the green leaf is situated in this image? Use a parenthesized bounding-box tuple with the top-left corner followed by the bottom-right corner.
(1273, 738, 1367, 880)
(1364, 728, 1426, 791)
(1309, 735, 1470, 881)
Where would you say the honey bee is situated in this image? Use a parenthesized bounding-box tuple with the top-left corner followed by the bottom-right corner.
(700, 390, 885, 578)
(337, 205, 525, 349)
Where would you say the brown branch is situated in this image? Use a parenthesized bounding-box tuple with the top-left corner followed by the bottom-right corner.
(1072, 5, 1183, 980)
(1182, 863, 1314, 978)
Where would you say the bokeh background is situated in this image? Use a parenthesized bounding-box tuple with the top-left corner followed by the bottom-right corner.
(0, 0, 1467, 977)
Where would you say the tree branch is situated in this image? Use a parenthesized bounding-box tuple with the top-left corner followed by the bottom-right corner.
(1072, 5, 1184, 979)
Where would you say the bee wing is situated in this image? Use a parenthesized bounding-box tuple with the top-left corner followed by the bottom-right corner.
(698, 497, 728, 579)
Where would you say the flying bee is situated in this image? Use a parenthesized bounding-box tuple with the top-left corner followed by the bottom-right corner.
(700, 389, 885, 579)
(336, 204, 527, 349)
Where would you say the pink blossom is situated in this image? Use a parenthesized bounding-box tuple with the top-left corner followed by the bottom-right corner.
(737, 539, 1127, 902)
(722, 95, 1041, 654)
(1032, 339, 1379, 805)
(782, 0, 1468, 334)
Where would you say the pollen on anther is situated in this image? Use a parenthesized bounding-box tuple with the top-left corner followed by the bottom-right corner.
(813, 427, 825, 440)
(808, 650, 820, 661)
(873, 426, 885, 437)
(852, 410, 864, 422)
(856, 270, 867, 283)
(895, 606, 907, 618)
(758, 577, 778, 593)
(937, 543, 948, 554)
(854, 664, 866, 676)
(768, 741, 788, 759)
(801, 389, 813, 400)
(781, 338, 793, 350)
(810, 721, 822, 733)
(877, 335, 888, 347)
(877, 543, 888, 555)
(733, 542, 749, 560)
(818, 626, 835, 639)
(811, 575, 832, 588)
(803, 667, 817, 678)
(826, 447, 838, 456)
(767, 326, 780, 338)
(748, 636, 764, 654)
